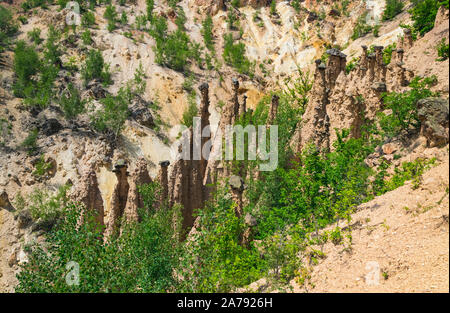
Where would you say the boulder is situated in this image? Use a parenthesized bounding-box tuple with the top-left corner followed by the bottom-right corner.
(417, 98, 449, 147)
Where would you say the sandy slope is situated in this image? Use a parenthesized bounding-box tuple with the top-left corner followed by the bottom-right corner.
(291, 147, 449, 293)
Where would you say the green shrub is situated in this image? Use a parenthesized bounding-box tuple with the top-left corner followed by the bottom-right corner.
(0, 5, 18, 50)
(59, 83, 86, 120)
(13, 41, 40, 98)
(270, 0, 277, 16)
(377, 76, 437, 138)
(27, 28, 43, 45)
(104, 4, 118, 32)
(16, 182, 182, 293)
(181, 93, 198, 128)
(81, 29, 92, 45)
(382, 0, 404, 21)
(149, 16, 195, 72)
(21, 129, 39, 154)
(21, 0, 48, 11)
(436, 38, 449, 61)
(90, 85, 131, 137)
(32, 154, 54, 178)
(81, 49, 112, 86)
(383, 42, 397, 65)
(146, 0, 154, 21)
(223, 33, 254, 77)
(82, 11, 96, 28)
(351, 12, 373, 40)
(410, 0, 449, 36)
(27, 185, 70, 225)
(201, 16, 214, 52)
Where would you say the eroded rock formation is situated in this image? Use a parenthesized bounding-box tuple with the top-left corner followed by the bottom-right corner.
(71, 164, 105, 227)
(105, 160, 129, 237)
(124, 157, 152, 222)
(295, 38, 416, 154)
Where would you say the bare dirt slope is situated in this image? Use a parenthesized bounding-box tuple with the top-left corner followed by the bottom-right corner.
(292, 146, 449, 293)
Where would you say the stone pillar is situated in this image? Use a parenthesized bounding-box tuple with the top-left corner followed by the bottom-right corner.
(199, 83, 211, 179)
(106, 160, 129, 237)
(267, 94, 280, 126)
(231, 77, 240, 124)
(240, 94, 247, 117)
(403, 28, 413, 51)
(158, 160, 170, 207)
(229, 175, 245, 219)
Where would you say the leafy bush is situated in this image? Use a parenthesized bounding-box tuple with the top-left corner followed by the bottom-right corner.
(0, 5, 18, 50)
(149, 16, 195, 72)
(270, 0, 277, 16)
(81, 11, 96, 28)
(436, 38, 449, 61)
(181, 95, 198, 128)
(81, 49, 112, 86)
(13, 41, 40, 98)
(27, 185, 70, 225)
(146, 0, 154, 21)
(201, 16, 214, 52)
(21, 129, 39, 154)
(32, 154, 53, 178)
(21, 0, 48, 11)
(382, 0, 404, 21)
(410, 0, 449, 36)
(27, 28, 43, 45)
(351, 12, 373, 40)
(377, 76, 437, 138)
(104, 4, 118, 32)
(81, 29, 92, 45)
(223, 34, 254, 77)
(90, 87, 129, 137)
(59, 83, 86, 120)
(16, 182, 182, 293)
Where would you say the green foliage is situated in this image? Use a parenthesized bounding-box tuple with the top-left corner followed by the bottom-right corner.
(382, 0, 404, 21)
(345, 57, 358, 74)
(223, 33, 254, 77)
(181, 92, 198, 128)
(201, 16, 214, 52)
(27, 185, 70, 225)
(16, 182, 182, 292)
(59, 83, 86, 120)
(383, 42, 397, 65)
(27, 28, 43, 45)
(377, 76, 437, 138)
(0, 118, 12, 145)
(436, 38, 449, 61)
(104, 4, 118, 32)
(178, 186, 264, 292)
(374, 158, 436, 195)
(81, 29, 92, 45)
(0, 5, 18, 52)
(410, 0, 449, 36)
(270, 0, 277, 16)
(81, 49, 112, 86)
(21, 0, 48, 11)
(82, 11, 96, 28)
(32, 154, 53, 178)
(21, 129, 39, 154)
(13, 41, 40, 98)
(351, 12, 373, 40)
(149, 16, 195, 72)
(146, 0, 155, 21)
(90, 87, 129, 137)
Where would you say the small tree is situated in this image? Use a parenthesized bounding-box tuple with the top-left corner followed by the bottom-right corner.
(382, 0, 404, 21)
(81, 49, 112, 86)
(59, 83, 86, 120)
